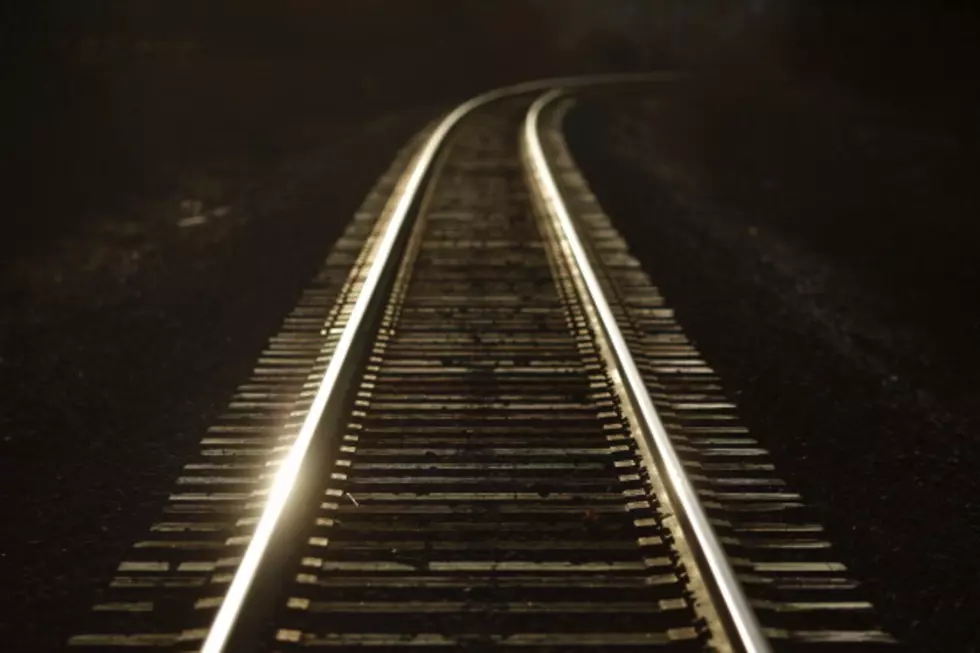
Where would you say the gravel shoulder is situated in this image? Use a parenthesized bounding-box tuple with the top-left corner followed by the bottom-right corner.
(0, 106, 437, 651)
(565, 81, 980, 651)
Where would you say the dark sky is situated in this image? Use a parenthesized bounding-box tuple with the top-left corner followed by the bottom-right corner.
(5, 1, 978, 216)
(10, 2, 978, 84)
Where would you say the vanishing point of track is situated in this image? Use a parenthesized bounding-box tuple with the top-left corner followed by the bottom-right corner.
(70, 77, 897, 652)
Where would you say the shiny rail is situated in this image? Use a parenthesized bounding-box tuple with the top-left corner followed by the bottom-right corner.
(523, 90, 770, 653)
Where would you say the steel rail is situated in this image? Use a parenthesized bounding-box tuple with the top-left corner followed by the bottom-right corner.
(522, 89, 773, 653)
(199, 73, 675, 653)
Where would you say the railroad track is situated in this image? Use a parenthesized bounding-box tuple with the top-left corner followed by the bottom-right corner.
(69, 78, 897, 652)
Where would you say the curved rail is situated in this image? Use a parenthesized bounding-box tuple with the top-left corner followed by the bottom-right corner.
(522, 89, 772, 653)
(199, 73, 675, 653)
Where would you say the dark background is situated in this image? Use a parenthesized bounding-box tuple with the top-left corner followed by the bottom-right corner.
(2, 1, 979, 651)
(6, 1, 979, 254)
(6, 1, 979, 248)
